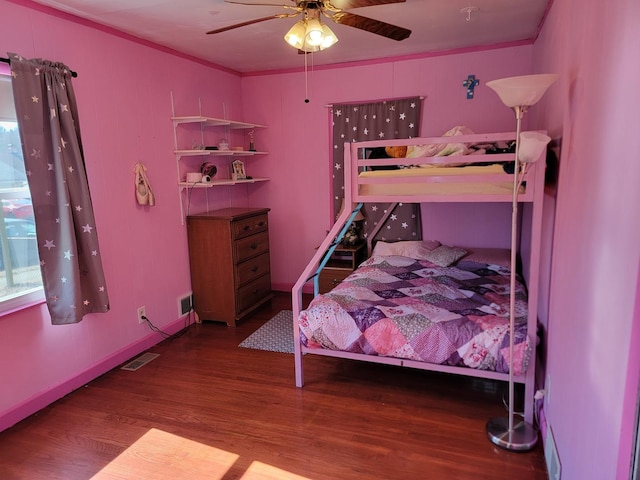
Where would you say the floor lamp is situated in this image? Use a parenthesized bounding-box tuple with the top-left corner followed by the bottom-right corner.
(485, 73, 558, 451)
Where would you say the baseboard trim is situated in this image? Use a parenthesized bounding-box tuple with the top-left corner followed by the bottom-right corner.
(0, 318, 187, 432)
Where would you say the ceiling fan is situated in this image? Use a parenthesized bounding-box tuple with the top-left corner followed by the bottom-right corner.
(207, 0, 411, 52)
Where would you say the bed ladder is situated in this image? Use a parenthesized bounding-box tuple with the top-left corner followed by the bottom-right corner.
(306, 202, 365, 297)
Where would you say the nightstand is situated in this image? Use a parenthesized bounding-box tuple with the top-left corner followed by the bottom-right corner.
(319, 242, 367, 294)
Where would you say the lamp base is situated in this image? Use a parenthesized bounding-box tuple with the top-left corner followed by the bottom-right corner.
(486, 417, 538, 451)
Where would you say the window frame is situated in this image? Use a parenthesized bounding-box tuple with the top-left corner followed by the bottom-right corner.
(0, 66, 45, 314)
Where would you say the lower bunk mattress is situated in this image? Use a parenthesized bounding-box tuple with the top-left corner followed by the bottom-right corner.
(299, 253, 531, 375)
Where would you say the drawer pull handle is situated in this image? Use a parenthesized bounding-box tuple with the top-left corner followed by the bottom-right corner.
(243, 225, 251, 231)
(257, 221, 265, 227)
(250, 243, 258, 250)
(251, 267, 258, 273)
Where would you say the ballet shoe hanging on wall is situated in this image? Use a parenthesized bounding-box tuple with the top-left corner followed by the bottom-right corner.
(134, 161, 155, 206)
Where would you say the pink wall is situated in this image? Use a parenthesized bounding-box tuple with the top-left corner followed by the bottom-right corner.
(241, 46, 535, 291)
(0, 0, 248, 429)
(6, 4, 638, 478)
(532, 0, 640, 478)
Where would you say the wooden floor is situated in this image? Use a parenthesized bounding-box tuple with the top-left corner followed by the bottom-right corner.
(0, 292, 548, 479)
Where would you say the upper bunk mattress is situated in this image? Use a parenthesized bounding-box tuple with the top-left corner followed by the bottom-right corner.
(299, 253, 531, 374)
(358, 164, 520, 196)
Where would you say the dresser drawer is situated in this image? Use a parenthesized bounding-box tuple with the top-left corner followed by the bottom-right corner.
(319, 268, 352, 294)
(233, 214, 269, 240)
(235, 231, 269, 263)
(237, 274, 271, 313)
(236, 252, 270, 286)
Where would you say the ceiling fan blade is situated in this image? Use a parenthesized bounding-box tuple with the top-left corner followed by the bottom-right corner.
(207, 15, 286, 35)
(225, 0, 299, 8)
(326, 0, 406, 10)
(331, 12, 411, 41)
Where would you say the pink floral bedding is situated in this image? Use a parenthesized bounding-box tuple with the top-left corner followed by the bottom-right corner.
(299, 255, 531, 374)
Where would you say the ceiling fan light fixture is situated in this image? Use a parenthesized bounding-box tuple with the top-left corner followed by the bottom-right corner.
(284, 20, 307, 49)
(305, 18, 324, 46)
(285, 17, 338, 52)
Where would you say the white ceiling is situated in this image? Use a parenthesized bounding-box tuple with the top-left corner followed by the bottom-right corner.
(30, 0, 550, 74)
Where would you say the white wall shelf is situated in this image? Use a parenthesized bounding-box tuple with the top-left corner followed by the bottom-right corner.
(178, 178, 270, 188)
(174, 149, 268, 160)
(171, 94, 270, 223)
(171, 115, 266, 130)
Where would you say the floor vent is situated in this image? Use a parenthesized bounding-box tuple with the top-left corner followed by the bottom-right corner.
(121, 352, 160, 371)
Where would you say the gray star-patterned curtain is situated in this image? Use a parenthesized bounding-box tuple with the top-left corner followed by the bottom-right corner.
(332, 97, 422, 243)
(9, 53, 109, 325)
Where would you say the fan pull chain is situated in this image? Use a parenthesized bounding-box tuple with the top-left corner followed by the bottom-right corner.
(304, 51, 309, 103)
(304, 51, 316, 103)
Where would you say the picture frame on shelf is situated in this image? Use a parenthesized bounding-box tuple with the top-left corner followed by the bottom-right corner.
(232, 159, 246, 180)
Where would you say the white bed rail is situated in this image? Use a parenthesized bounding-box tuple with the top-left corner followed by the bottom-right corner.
(346, 131, 545, 204)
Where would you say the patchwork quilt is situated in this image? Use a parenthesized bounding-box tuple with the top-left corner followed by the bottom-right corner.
(299, 255, 531, 374)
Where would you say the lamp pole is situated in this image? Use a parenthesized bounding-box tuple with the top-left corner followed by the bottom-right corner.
(486, 103, 538, 451)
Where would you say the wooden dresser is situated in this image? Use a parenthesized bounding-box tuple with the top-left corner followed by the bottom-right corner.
(187, 208, 272, 327)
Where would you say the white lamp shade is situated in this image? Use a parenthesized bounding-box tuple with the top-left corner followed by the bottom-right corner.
(518, 131, 551, 163)
(305, 18, 324, 46)
(486, 74, 558, 108)
(284, 21, 306, 49)
(320, 24, 339, 49)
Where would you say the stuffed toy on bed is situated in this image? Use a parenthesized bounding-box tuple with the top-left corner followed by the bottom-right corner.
(384, 145, 407, 158)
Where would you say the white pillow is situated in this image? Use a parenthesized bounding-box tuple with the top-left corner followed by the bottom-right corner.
(372, 240, 441, 260)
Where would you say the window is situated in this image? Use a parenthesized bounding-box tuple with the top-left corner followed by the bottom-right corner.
(0, 71, 44, 312)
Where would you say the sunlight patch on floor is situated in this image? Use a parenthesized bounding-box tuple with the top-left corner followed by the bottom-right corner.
(91, 428, 238, 479)
(241, 461, 312, 480)
(90, 428, 312, 480)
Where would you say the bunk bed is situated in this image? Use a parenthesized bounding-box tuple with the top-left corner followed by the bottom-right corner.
(291, 131, 546, 424)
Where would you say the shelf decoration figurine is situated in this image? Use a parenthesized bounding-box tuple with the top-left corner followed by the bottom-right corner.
(248, 130, 256, 151)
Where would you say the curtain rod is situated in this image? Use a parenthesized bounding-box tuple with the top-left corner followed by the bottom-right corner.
(0, 57, 78, 78)
(325, 96, 425, 108)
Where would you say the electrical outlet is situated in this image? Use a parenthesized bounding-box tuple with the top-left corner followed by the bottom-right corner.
(137, 306, 146, 324)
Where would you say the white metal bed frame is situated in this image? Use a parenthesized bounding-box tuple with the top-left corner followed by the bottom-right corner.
(291, 131, 546, 424)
